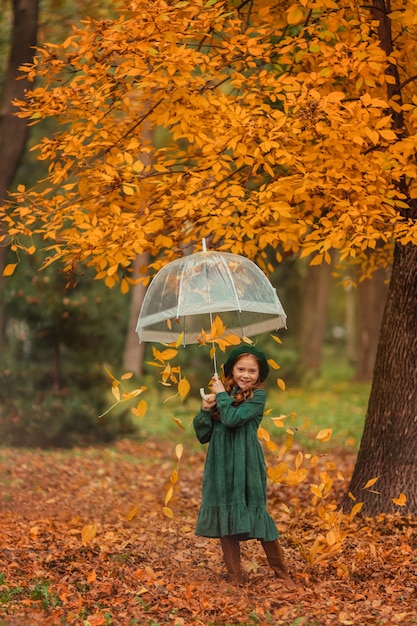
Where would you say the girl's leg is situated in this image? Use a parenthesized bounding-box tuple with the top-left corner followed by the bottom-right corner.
(220, 536, 244, 583)
(261, 540, 296, 589)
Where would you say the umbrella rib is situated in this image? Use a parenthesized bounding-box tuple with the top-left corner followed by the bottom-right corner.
(176, 260, 188, 344)
(219, 255, 242, 312)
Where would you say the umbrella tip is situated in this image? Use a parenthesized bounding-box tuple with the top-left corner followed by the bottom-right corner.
(202, 238, 207, 252)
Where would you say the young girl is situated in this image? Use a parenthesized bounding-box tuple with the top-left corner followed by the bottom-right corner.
(193, 344, 295, 588)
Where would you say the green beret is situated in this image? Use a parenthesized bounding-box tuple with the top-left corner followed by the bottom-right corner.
(223, 344, 270, 382)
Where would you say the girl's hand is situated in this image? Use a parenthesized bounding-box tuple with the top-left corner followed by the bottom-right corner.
(212, 378, 226, 394)
(202, 393, 216, 411)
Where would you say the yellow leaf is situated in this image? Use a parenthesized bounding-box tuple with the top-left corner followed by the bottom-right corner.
(122, 389, 142, 401)
(271, 415, 287, 428)
(285, 468, 307, 486)
(326, 530, 336, 546)
(267, 462, 288, 483)
(350, 502, 364, 517)
(131, 399, 148, 418)
(363, 476, 379, 489)
(267, 358, 280, 370)
(379, 129, 397, 141)
(287, 3, 304, 24)
(158, 348, 179, 361)
(111, 381, 121, 401)
(125, 506, 139, 521)
(3, 263, 17, 277)
(171, 416, 186, 430)
(295, 451, 303, 469)
(175, 443, 184, 460)
(277, 378, 286, 390)
(175, 331, 185, 347)
(121, 278, 129, 294)
(165, 485, 173, 506)
(316, 428, 332, 442)
(162, 506, 174, 519)
(258, 426, 270, 441)
(121, 372, 133, 380)
(392, 492, 407, 506)
(81, 524, 97, 545)
(103, 365, 117, 381)
(365, 127, 379, 145)
(178, 377, 190, 400)
(311, 485, 323, 498)
(212, 315, 226, 337)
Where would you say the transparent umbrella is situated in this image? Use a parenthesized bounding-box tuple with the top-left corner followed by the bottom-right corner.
(136, 240, 286, 375)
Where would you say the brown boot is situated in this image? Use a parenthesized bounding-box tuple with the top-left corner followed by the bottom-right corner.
(261, 540, 296, 590)
(220, 536, 245, 583)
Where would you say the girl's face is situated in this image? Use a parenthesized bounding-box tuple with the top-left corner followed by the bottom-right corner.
(232, 355, 260, 389)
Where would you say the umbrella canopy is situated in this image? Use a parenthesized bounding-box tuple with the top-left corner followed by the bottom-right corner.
(136, 247, 286, 345)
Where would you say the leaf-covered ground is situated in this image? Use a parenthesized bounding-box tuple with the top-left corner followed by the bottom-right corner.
(0, 439, 416, 626)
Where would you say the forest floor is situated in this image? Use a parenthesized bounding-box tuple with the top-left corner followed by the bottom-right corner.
(0, 438, 416, 626)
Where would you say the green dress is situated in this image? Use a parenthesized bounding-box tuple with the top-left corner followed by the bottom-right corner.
(193, 388, 279, 541)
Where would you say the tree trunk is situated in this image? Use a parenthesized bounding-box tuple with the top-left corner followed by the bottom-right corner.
(354, 267, 389, 381)
(0, 0, 39, 344)
(123, 252, 149, 377)
(343, 0, 417, 516)
(344, 241, 417, 515)
(299, 252, 334, 374)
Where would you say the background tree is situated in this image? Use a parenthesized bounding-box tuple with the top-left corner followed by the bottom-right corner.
(0, 0, 132, 446)
(0, 0, 38, 344)
(1, 0, 417, 512)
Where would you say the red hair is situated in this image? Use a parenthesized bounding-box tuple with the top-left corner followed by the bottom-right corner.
(212, 354, 264, 420)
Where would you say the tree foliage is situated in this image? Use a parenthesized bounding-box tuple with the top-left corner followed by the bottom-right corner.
(2, 0, 417, 286)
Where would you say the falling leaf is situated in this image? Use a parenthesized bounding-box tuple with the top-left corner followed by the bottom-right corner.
(316, 428, 333, 442)
(392, 492, 407, 506)
(171, 416, 186, 430)
(277, 378, 286, 390)
(111, 381, 121, 401)
(178, 377, 190, 400)
(271, 415, 287, 428)
(363, 476, 379, 489)
(165, 485, 174, 506)
(350, 502, 364, 517)
(175, 331, 184, 346)
(162, 506, 174, 519)
(3, 263, 17, 277)
(175, 443, 184, 460)
(267, 358, 280, 370)
(131, 399, 148, 418)
(258, 426, 270, 442)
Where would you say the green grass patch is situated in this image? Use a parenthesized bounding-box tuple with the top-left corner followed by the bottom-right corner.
(133, 356, 370, 453)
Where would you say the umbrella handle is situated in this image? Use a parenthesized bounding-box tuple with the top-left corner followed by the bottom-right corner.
(199, 373, 219, 400)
